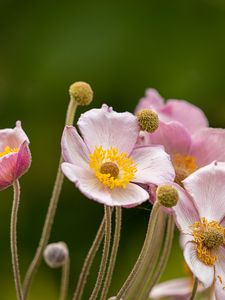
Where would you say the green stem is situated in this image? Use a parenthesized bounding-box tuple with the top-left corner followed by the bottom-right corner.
(100, 207, 122, 300)
(141, 214, 175, 299)
(117, 201, 161, 299)
(60, 245, 70, 300)
(23, 98, 78, 299)
(89, 206, 112, 300)
(190, 277, 198, 300)
(73, 217, 105, 300)
(11, 180, 24, 300)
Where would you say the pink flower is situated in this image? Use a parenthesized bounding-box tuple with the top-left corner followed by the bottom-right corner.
(140, 122, 225, 186)
(0, 121, 31, 190)
(61, 104, 175, 206)
(135, 88, 208, 135)
(172, 162, 225, 299)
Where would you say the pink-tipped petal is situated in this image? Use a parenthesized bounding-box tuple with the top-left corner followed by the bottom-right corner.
(149, 121, 192, 155)
(215, 247, 225, 300)
(15, 141, 31, 179)
(184, 242, 214, 288)
(61, 163, 149, 206)
(134, 88, 164, 113)
(61, 126, 90, 169)
(131, 145, 175, 185)
(171, 183, 199, 234)
(183, 162, 225, 223)
(191, 128, 225, 167)
(0, 153, 18, 190)
(77, 104, 139, 155)
(161, 100, 208, 135)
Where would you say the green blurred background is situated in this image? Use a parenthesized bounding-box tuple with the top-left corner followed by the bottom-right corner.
(1, 0, 225, 299)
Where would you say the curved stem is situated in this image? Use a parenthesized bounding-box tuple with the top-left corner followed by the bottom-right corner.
(117, 201, 161, 299)
(60, 248, 70, 300)
(73, 217, 105, 300)
(11, 180, 24, 300)
(190, 277, 198, 300)
(23, 99, 78, 299)
(141, 214, 175, 299)
(100, 207, 122, 300)
(89, 206, 112, 300)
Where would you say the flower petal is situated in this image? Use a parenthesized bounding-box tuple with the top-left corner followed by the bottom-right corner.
(215, 247, 225, 300)
(0, 152, 18, 190)
(62, 163, 149, 206)
(149, 121, 192, 155)
(161, 100, 208, 134)
(191, 128, 225, 168)
(77, 104, 139, 155)
(171, 183, 199, 234)
(61, 126, 90, 169)
(134, 88, 164, 113)
(183, 162, 225, 223)
(15, 141, 31, 179)
(184, 242, 214, 288)
(131, 145, 175, 185)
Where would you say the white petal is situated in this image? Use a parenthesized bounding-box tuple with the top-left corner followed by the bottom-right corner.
(131, 145, 175, 185)
(77, 104, 139, 155)
(61, 126, 90, 169)
(184, 242, 214, 288)
(183, 162, 225, 223)
(214, 247, 225, 300)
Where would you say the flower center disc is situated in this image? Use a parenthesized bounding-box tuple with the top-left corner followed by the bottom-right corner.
(203, 228, 224, 249)
(172, 154, 197, 185)
(0, 146, 18, 157)
(100, 162, 119, 179)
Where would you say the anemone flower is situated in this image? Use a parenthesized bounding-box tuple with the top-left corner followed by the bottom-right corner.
(135, 88, 208, 135)
(0, 121, 31, 190)
(172, 161, 225, 300)
(61, 104, 175, 206)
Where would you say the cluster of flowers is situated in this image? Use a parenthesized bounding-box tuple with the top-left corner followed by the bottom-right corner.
(1, 82, 225, 300)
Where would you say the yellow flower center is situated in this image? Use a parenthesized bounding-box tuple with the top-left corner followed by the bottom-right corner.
(172, 154, 197, 186)
(89, 146, 137, 189)
(190, 218, 225, 266)
(0, 146, 18, 157)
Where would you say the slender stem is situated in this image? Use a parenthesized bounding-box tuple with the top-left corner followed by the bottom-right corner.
(60, 249, 70, 300)
(23, 98, 78, 299)
(89, 206, 112, 300)
(73, 217, 105, 300)
(141, 214, 175, 299)
(190, 277, 198, 300)
(11, 180, 24, 300)
(117, 201, 161, 299)
(100, 207, 122, 300)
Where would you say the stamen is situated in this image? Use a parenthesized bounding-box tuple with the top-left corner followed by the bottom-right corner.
(172, 154, 197, 185)
(0, 146, 18, 157)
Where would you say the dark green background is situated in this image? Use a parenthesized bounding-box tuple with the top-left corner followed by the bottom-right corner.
(0, 0, 225, 299)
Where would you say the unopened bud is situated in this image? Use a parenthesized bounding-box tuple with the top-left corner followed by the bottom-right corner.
(137, 109, 159, 133)
(156, 185, 179, 208)
(44, 242, 68, 268)
(69, 81, 93, 106)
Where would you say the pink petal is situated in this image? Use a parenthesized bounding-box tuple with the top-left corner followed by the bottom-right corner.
(184, 242, 214, 288)
(149, 121, 192, 155)
(150, 278, 194, 299)
(134, 88, 164, 113)
(161, 100, 208, 134)
(77, 104, 139, 155)
(214, 247, 225, 300)
(190, 128, 225, 167)
(61, 163, 149, 206)
(183, 162, 225, 223)
(15, 141, 31, 179)
(171, 183, 199, 234)
(180, 233, 194, 249)
(131, 145, 175, 185)
(61, 126, 90, 169)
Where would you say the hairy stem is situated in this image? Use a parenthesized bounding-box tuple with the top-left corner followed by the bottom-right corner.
(190, 277, 198, 300)
(11, 180, 23, 300)
(60, 247, 70, 300)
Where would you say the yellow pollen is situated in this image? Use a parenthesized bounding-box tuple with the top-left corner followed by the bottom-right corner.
(172, 154, 197, 185)
(190, 218, 225, 266)
(0, 146, 18, 157)
(89, 146, 137, 189)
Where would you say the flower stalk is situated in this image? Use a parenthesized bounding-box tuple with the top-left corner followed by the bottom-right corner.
(60, 249, 70, 300)
(190, 277, 198, 300)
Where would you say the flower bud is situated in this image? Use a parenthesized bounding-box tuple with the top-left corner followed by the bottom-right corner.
(137, 109, 159, 133)
(69, 81, 93, 106)
(156, 185, 179, 208)
(44, 242, 68, 268)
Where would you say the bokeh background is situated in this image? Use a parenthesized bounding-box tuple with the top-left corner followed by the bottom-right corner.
(1, 0, 225, 299)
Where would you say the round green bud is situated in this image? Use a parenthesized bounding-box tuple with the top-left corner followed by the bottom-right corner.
(156, 185, 179, 208)
(69, 81, 93, 106)
(44, 242, 68, 268)
(137, 109, 159, 133)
